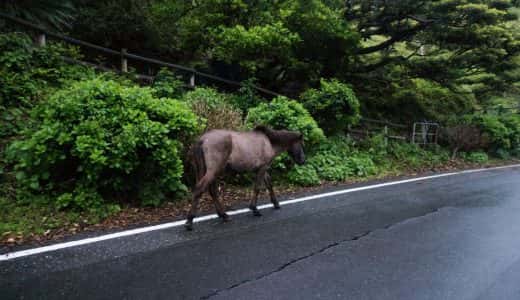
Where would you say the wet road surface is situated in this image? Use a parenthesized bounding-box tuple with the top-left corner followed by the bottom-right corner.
(2, 166, 520, 299)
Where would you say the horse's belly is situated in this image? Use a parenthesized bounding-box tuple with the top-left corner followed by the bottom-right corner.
(226, 159, 262, 172)
(227, 149, 267, 172)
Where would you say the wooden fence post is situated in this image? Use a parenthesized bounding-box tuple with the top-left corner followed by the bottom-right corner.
(190, 73, 195, 87)
(121, 48, 128, 73)
(36, 33, 46, 47)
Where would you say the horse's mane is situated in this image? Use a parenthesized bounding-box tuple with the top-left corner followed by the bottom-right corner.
(254, 125, 301, 146)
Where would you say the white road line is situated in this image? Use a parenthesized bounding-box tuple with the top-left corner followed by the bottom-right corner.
(1, 164, 519, 262)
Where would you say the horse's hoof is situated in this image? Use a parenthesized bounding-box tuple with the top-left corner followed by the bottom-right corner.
(220, 214, 230, 222)
(273, 204, 281, 209)
(184, 223, 193, 231)
(253, 210, 262, 217)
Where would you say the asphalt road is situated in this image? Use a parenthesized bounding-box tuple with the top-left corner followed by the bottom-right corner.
(2, 166, 520, 300)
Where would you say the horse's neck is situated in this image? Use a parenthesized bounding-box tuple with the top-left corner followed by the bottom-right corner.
(271, 143, 288, 157)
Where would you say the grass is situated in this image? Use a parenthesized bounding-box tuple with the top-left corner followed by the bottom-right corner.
(0, 188, 113, 242)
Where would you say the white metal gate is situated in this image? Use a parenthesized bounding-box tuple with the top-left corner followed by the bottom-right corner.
(412, 122, 439, 145)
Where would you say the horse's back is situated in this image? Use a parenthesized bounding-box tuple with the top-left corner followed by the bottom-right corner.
(199, 129, 273, 172)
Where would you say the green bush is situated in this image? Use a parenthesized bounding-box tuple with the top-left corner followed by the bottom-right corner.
(424, 146, 450, 165)
(286, 147, 377, 185)
(151, 68, 185, 99)
(465, 151, 489, 163)
(387, 142, 427, 168)
(182, 87, 231, 109)
(361, 134, 388, 163)
(228, 78, 264, 114)
(346, 154, 377, 177)
(500, 115, 520, 156)
(0, 32, 91, 108)
(300, 78, 360, 135)
(286, 164, 320, 186)
(311, 135, 354, 156)
(308, 153, 352, 181)
(7, 78, 203, 210)
(182, 87, 244, 130)
(0, 33, 96, 187)
(469, 114, 510, 152)
(245, 96, 325, 144)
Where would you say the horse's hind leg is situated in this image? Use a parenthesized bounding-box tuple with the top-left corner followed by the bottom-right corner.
(249, 169, 267, 217)
(264, 173, 280, 209)
(209, 182, 229, 222)
(185, 173, 214, 231)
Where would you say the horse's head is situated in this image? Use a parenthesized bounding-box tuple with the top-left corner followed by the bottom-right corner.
(254, 125, 306, 165)
(288, 133, 305, 165)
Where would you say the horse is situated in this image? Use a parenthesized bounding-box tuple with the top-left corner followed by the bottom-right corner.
(184, 125, 305, 230)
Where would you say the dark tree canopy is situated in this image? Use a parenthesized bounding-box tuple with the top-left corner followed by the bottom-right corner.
(4, 0, 520, 122)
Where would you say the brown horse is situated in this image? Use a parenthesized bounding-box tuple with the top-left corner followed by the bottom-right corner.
(185, 125, 305, 230)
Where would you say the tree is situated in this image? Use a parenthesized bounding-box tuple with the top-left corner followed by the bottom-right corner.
(344, 0, 520, 120)
(1, 0, 76, 30)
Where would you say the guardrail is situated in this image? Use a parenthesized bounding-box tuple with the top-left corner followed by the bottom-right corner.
(348, 118, 409, 145)
(0, 12, 283, 97)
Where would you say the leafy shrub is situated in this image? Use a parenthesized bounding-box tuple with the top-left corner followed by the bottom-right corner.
(286, 164, 320, 186)
(228, 78, 264, 114)
(311, 135, 354, 157)
(300, 78, 360, 134)
(245, 96, 325, 144)
(286, 148, 377, 185)
(469, 114, 510, 152)
(308, 153, 352, 181)
(182, 87, 230, 108)
(361, 134, 388, 163)
(7, 78, 203, 209)
(346, 154, 377, 177)
(151, 68, 185, 99)
(424, 146, 450, 165)
(465, 151, 489, 163)
(182, 87, 244, 130)
(0, 32, 91, 108)
(0, 33, 96, 188)
(387, 142, 427, 168)
(499, 115, 520, 156)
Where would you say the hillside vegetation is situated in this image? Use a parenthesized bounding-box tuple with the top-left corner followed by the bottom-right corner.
(0, 0, 519, 241)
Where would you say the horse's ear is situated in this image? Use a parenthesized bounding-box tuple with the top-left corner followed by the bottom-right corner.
(298, 133, 303, 140)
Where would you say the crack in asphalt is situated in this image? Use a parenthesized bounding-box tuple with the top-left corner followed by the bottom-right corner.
(200, 207, 445, 299)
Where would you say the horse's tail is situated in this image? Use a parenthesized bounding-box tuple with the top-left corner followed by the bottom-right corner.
(191, 140, 206, 185)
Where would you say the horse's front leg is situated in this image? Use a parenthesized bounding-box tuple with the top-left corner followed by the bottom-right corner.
(249, 169, 267, 217)
(264, 172, 280, 209)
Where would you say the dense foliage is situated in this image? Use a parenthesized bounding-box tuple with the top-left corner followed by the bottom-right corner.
(0, 33, 89, 109)
(0, 32, 93, 181)
(151, 68, 185, 99)
(245, 96, 325, 144)
(6, 79, 202, 209)
(40, 0, 517, 121)
(1, 1, 519, 236)
(182, 87, 244, 131)
(300, 79, 360, 134)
